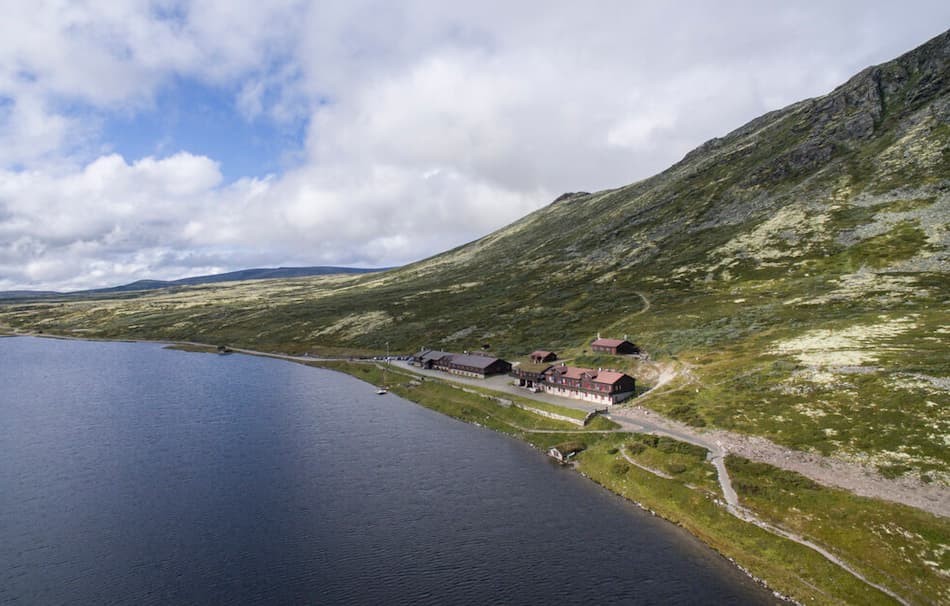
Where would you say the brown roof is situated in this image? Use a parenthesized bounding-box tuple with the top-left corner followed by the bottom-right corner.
(555, 366, 595, 380)
(546, 365, 631, 385)
(591, 371, 628, 385)
(531, 350, 555, 358)
(448, 353, 507, 369)
(592, 338, 631, 348)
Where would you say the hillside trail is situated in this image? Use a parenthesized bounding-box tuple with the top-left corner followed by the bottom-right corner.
(608, 359, 950, 519)
(614, 447, 912, 605)
(632, 291, 651, 315)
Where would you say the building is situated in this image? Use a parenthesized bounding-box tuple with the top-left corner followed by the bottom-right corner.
(413, 349, 512, 378)
(510, 362, 553, 389)
(542, 365, 637, 405)
(442, 353, 512, 378)
(412, 349, 453, 369)
(530, 350, 557, 363)
(590, 336, 640, 355)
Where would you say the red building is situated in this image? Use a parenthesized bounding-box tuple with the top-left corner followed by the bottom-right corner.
(511, 362, 553, 389)
(590, 337, 639, 355)
(542, 365, 637, 405)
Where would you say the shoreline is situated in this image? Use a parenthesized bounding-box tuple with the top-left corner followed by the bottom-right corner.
(311, 359, 910, 606)
(4, 333, 935, 604)
(7, 329, 943, 518)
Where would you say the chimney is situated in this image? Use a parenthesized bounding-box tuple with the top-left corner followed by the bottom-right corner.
(624, 334, 628, 341)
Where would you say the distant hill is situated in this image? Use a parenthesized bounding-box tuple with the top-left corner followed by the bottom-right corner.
(0, 290, 61, 300)
(0, 266, 387, 300)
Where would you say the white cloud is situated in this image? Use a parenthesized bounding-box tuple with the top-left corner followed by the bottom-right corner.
(1, 1, 949, 290)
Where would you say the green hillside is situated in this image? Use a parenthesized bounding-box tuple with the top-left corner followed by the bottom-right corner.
(3, 30, 948, 486)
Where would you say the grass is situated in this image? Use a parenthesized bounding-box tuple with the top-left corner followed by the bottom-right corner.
(625, 434, 721, 495)
(510, 397, 589, 421)
(728, 455, 950, 605)
(314, 360, 613, 437)
(578, 436, 898, 605)
(302, 354, 940, 605)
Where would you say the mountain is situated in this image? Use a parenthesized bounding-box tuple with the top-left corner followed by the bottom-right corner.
(2, 31, 947, 480)
(0, 266, 386, 300)
(3, 29, 948, 606)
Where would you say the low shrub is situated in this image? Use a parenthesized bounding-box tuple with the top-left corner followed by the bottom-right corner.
(878, 463, 911, 479)
(656, 437, 708, 460)
(611, 461, 630, 476)
(627, 442, 647, 455)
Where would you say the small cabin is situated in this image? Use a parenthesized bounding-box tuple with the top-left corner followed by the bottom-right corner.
(590, 337, 639, 355)
(530, 350, 558, 364)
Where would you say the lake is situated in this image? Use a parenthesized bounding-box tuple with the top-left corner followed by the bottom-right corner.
(0, 337, 778, 604)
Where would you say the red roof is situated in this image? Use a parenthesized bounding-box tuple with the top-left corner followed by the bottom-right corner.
(561, 366, 595, 380)
(591, 371, 628, 385)
(547, 365, 631, 385)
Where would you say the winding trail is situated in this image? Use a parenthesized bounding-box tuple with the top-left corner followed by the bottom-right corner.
(632, 291, 651, 315)
(509, 412, 912, 604)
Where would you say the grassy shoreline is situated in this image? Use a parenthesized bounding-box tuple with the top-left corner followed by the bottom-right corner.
(311, 359, 905, 605)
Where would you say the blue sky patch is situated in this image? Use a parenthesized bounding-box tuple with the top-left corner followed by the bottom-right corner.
(100, 76, 307, 183)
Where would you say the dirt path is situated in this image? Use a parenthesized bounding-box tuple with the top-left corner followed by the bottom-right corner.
(725, 498, 911, 606)
(611, 403, 950, 519)
(633, 291, 651, 315)
(616, 445, 911, 605)
(706, 429, 950, 519)
(388, 355, 949, 519)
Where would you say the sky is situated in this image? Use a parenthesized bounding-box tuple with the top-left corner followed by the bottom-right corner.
(1, 2, 948, 291)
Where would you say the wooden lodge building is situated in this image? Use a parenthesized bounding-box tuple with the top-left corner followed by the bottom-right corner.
(590, 336, 640, 355)
(414, 349, 453, 369)
(511, 362, 553, 389)
(412, 349, 512, 379)
(543, 365, 637, 405)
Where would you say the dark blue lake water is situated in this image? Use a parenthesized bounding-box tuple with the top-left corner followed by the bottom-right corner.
(0, 337, 777, 605)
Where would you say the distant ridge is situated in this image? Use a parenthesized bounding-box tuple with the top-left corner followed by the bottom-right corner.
(0, 266, 388, 300)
